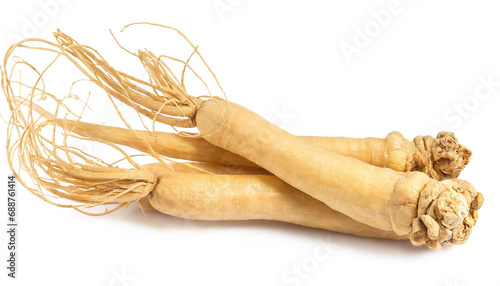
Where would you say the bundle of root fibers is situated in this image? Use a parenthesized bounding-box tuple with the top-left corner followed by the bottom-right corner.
(1, 24, 483, 249)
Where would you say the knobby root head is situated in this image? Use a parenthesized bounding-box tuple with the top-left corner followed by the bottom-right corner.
(410, 179, 483, 249)
(413, 132, 472, 180)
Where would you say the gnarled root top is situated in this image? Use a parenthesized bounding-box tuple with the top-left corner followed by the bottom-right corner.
(413, 132, 472, 180)
(410, 179, 483, 249)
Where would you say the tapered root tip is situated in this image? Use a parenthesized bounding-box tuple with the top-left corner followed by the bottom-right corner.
(410, 179, 482, 249)
(414, 132, 472, 180)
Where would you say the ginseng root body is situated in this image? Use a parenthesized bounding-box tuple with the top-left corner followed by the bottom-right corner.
(143, 163, 405, 240)
(1, 28, 483, 250)
(34, 109, 470, 181)
(195, 99, 483, 249)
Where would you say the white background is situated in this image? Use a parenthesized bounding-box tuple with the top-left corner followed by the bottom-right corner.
(0, 0, 499, 285)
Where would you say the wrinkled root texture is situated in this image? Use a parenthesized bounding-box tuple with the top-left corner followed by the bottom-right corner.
(410, 179, 483, 249)
(414, 132, 472, 180)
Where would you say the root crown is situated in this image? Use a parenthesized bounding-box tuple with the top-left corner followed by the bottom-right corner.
(413, 132, 472, 180)
(410, 179, 482, 249)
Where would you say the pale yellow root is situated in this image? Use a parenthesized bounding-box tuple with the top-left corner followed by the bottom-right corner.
(137, 162, 270, 210)
(305, 131, 471, 180)
(0, 75, 404, 239)
(30, 107, 470, 180)
(195, 99, 483, 249)
(1, 28, 482, 249)
(142, 163, 405, 240)
(3, 108, 407, 240)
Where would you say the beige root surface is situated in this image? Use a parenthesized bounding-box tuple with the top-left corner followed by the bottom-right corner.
(0, 26, 483, 249)
(144, 163, 406, 239)
(1, 91, 408, 239)
(21, 104, 478, 246)
(0, 28, 407, 240)
(29, 111, 471, 181)
(20, 103, 481, 247)
(301, 131, 471, 180)
(196, 99, 483, 249)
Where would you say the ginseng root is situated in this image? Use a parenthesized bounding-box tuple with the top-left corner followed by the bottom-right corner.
(31, 110, 470, 180)
(195, 99, 483, 249)
(145, 163, 406, 240)
(11, 103, 481, 247)
(1, 27, 483, 249)
(2, 99, 406, 239)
